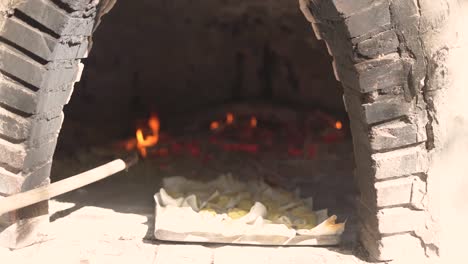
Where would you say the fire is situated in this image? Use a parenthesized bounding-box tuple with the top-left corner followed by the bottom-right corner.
(250, 116, 257, 128)
(148, 115, 160, 132)
(226, 113, 234, 125)
(210, 121, 220, 130)
(334, 121, 343, 130)
(136, 115, 160, 157)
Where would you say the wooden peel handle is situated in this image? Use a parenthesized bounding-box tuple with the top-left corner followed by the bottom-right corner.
(0, 155, 138, 216)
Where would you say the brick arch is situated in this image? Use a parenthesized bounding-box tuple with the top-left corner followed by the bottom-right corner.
(0, 0, 453, 262)
(300, 0, 437, 262)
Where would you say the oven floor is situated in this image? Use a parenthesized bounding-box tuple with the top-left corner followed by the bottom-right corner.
(1, 185, 369, 264)
(2, 158, 366, 263)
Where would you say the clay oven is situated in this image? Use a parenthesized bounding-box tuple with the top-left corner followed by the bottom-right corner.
(0, 0, 467, 263)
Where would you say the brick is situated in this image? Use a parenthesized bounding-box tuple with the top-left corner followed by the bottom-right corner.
(370, 120, 427, 151)
(359, 202, 425, 235)
(0, 80, 73, 116)
(0, 46, 46, 89)
(0, 107, 63, 145)
(36, 106, 63, 121)
(0, 108, 29, 141)
(357, 173, 427, 209)
(73, 63, 85, 84)
(27, 113, 64, 147)
(1, 17, 89, 61)
(310, 0, 379, 21)
(372, 144, 428, 180)
(0, 139, 26, 172)
(390, 0, 426, 92)
(364, 86, 409, 104)
(0, 135, 58, 174)
(333, 0, 376, 17)
(17, 0, 95, 36)
(76, 40, 89, 59)
(44, 62, 81, 87)
(316, 22, 354, 59)
(58, 0, 99, 11)
(344, 90, 412, 124)
(375, 177, 416, 207)
(0, 162, 51, 196)
(21, 162, 52, 192)
(410, 176, 427, 210)
(360, 228, 426, 261)
(337, 54, 407, 93)
(354, 53, 406, 93)
(0, 46, 80, 91)
(0, 169, 23, 195)
(36, 86, 73, 113)
(357, 30, 400, 58)
(345, 0, 390, 39)
(366, 97, 411, 124)
(308, 1, 341, 21)
(0, 80, 36, 114)
(23, 136, 58, 173)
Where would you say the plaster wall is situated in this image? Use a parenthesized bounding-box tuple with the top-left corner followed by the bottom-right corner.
(418, 0, 468, 262)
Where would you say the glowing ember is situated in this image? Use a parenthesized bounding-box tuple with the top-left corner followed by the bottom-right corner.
(121, 109, 345, 161)
(210, 121, 220, 130)
(335, 121, 343, 130)
(250, 116, 257, 128)
(136, 114, 160, 157)
(226, 113, 234, 125)
(124, 139, 137, 151)
(287, 146, 303, 157)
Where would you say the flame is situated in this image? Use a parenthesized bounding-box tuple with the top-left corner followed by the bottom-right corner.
(250, 116, 257, 128)
(335, 121, 343, 130)
(148, 115, 160, 132)
(210, 121, 220, 130)
(136, 115, 160, 157)
(226, 113, 234, 125)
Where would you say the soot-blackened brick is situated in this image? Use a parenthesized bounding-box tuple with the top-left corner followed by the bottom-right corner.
(357, 30, 400, 58)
